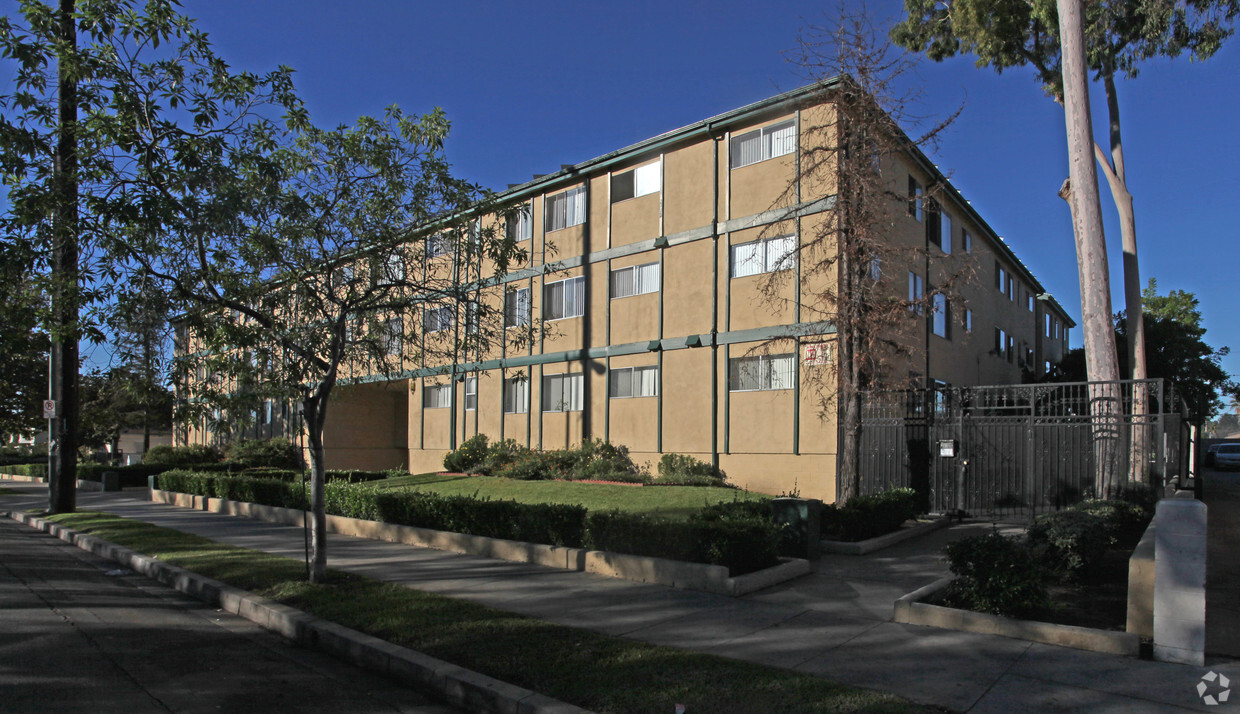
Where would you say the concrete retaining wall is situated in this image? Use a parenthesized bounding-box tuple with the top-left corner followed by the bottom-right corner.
(893, 578, 1141, 657)
(149, 488, 809, 596)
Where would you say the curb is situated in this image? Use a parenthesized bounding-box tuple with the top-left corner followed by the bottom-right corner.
(4, 510, 592, 714)
(820, 515, 952, 555)
(893, 577, 1140, 657)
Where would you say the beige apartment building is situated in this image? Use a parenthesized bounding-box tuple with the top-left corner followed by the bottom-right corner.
(191, 81, 1075, 502)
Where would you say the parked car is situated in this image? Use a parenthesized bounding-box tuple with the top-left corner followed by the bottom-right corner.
(1214, 443, 1240, 470)
(1207, 443, 1221, 467)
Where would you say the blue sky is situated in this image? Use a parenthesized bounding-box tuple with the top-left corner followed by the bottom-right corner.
(121, 2, 1240, 383)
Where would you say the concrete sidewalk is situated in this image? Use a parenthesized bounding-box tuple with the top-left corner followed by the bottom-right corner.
(3, 480, 1236, 712)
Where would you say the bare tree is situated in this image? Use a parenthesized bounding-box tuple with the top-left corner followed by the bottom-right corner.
(758, 6, 967, 501)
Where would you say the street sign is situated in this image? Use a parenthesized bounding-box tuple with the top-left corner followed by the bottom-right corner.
(43, 399, 56, 419)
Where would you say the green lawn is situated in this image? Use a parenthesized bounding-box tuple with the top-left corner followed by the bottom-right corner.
(374, 472, 769, 520)
(46, 511, 926, 714)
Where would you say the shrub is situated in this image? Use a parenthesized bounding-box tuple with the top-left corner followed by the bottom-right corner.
(494, 450, 556, 480)
(443, 434, 490, 473)
(226, 438, 304, 469)
(655, 453, 727, 486)
(475, 439, 530, 476)
(821, 487, 920, 542)
(1, 463, 46, 477)
(567, 439, 648, 483)
(144, 444, 222, 467)
(1029, 499, 1153, 579)
(944, 531, 1048, 618)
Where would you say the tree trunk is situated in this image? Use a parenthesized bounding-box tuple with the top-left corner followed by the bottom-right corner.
(48, 0, 78, 514)
(303, 393, 329, 583)
(1094, 75, 1149, 485)
(1057, 0, 1123, 497)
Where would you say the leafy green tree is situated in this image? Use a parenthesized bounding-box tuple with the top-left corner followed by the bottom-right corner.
(893, 0, 1238, 388)
(108, 273, 173, 454)
(0, 0, 301, 511)
(123, 108, 526, 582)
(1044, 280, 1238, 420)
(0, 243, 48, 437)
(79, 366, 173, 459)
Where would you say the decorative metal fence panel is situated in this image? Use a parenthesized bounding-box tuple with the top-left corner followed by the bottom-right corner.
(855, 379, 1188, 517)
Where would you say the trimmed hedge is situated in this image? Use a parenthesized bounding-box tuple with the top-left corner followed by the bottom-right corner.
(821, 487, 920, 542)
(144, 444, 223, 467)
(586, 505, 780, 575)
(155, 471, 775, 575)
(0, 463, 46, 477)
(226, 438, 305, 469)
(944, 530, 1048, 618)
(1027, 499, 1151, 580)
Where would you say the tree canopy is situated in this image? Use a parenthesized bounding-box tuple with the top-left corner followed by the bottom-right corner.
(890, 0, 1238, 98)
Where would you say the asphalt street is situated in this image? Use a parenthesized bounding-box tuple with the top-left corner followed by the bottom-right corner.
(0, 516, 460, 714)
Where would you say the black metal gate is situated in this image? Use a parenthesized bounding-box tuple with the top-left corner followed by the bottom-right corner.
(856, 379, 1188, 517)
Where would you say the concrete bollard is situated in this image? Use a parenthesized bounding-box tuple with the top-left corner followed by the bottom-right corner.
(1153, 498, 1208, 665)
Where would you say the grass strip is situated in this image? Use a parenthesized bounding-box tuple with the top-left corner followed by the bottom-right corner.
(45, 511, 928, 714)
(375, 472, 768, 521)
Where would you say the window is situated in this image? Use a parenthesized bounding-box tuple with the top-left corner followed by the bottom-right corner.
(908, 176, 924, 221)
(422, 306, 452, 333)
(932, 294, 950, 338)
(503, 377, 528, 414)
(1007, 275, 1015, 301)
(376, 252, 405, 286)
(427, 233, 452, 258)
(464, 377, 477, 411)
(995, 328, 1007, 359)
(382, 316, 403, 355)
(1027, 293, 1035, 312)
(544, 276, 585, 320)
(423, 384, 451, 409)
(995, 261, 1006, 292)
(869, 257, 882, 281)
(964, 307, 973, 333)
(611, 161, 661, 202)
(730, 120, 795, 169)
(908, 272, 924, 314)
(505, 287, 530, 327)
(937, 211, 952, 254)
(1046, 313, 1053, 338)
(542, 373, 583, 412)
(507, 204, 532, 242)
(545, 185, 586, 232)
(963, 230, 972, 254)
(610, 261, 659, 299)
(464, 302, 479, 334)
(731, 234, 795, 278)
(1025, 345, 1034, 366)
(1007, 334, 1014, 362)
(610, 366, 658, 398)
(728, 354, 794, 391)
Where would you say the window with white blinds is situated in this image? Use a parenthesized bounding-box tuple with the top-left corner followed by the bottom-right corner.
(464, 377, 477, 411)
(542, 373, 583, 412)
(730, 235, 795, 278)
(545, 186, 586, 232)
(506, 204, 532, 242)
(611, 161, 661, 202)
(423, 384, 451, 409)
(730, 120, 795, 169)
(610, 262, 659, 299)
(544, 276, 585, 320)
(422, 306, 452, 333)
(504, 288, 530, 327)
(609, 365, 658, 398)
(382, 316, 403, 355)
(503, 377, 528, 414)
(728, 354, 794, 391)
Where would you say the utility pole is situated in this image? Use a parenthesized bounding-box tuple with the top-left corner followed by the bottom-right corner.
(48, 0, 78, 513)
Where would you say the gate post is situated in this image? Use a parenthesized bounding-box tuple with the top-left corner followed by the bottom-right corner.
(1024, 385, 1037, 517)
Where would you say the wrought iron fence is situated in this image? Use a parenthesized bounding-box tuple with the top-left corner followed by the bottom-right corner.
(854, 379, 1189, 517)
